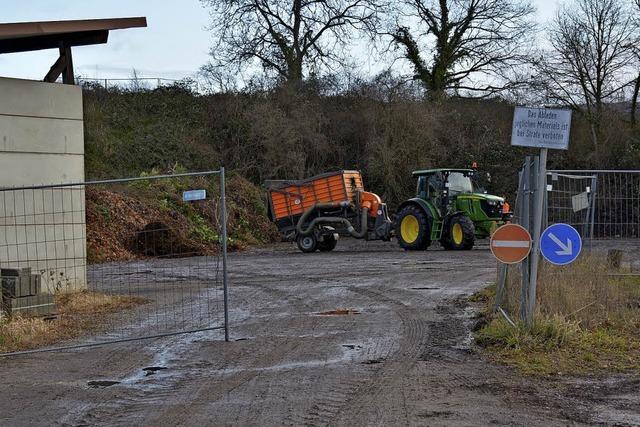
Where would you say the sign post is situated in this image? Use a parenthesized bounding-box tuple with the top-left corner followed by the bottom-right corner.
(510, 107, 572, 326)
(527, 148, 547, 324)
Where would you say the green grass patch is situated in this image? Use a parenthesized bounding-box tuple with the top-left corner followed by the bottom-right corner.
(472, 258, 640, 376)
(475, 316, 640, 375)
(468, 283, 496, 303)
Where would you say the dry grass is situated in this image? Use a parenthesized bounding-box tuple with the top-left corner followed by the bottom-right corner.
(504, 256, 640, 329)
(56, 291, 146, 316)
(474, 255, 640, 375)
(0, 291, 147, 353)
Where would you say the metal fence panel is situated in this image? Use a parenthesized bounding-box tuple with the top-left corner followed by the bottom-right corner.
(547, 170, 640, 240)
(0, 170, 228, 356)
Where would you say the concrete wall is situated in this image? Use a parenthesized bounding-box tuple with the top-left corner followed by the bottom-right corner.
(0, 77, 86, 292)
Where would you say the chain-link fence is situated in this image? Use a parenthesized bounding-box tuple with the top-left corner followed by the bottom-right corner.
(0, 170, 228, 356)
(77, 77, 201, 92)
(546, 170, 640, 240)
(496, 164, 640, 325)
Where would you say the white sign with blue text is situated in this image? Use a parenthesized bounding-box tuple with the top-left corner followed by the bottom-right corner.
(183, 189, 207, 202)
(511, 107, 572, 150)
(540, 223, 582, 265)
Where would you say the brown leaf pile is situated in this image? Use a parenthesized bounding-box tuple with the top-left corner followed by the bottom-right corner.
(85, 187, 212, 263)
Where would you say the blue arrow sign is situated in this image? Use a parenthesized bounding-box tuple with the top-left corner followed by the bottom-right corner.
(540, 223, 582, 265)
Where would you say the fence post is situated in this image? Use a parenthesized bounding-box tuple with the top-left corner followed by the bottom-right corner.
(527, 148, 548, 327)
(220, 167, 230, 342)
(520, 157, 531, 323)
(589, 175, 598, 244)
(543, 172, 549, 231)
(494, 263, 508, 312)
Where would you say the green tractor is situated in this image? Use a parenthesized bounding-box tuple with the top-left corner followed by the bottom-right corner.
(395, 168, 512, 251)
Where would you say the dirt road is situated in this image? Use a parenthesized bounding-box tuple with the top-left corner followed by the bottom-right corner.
(1, 241, 639, 426)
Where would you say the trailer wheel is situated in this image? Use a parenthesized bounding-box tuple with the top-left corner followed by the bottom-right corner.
(318, 235, 338, 252)
(296, 234, 318, 253)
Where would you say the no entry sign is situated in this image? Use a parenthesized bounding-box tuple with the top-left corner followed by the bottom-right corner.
(490, 224, 532, 264)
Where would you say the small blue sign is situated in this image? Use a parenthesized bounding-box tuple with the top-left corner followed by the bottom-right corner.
(540, 223, 582, 265)
(182, 189, 207, 202)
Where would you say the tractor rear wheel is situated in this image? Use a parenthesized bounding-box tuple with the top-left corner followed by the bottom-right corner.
(441, 215, 475, 250)
(395, 205, 431, 250)
(296, 233, 318, 253)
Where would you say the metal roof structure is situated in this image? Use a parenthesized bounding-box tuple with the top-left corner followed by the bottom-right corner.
(412, 168, 474, 176)
(0, 17, 147, 84)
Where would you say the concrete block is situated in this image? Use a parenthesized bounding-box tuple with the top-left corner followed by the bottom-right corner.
(5, 294, 56, 317)
(0, 152, 84, 187)
(1, 268, 40, 297)
(0, 77, 83, 120)
(1, 276, 39, 298)
(0, 114, 84, 155)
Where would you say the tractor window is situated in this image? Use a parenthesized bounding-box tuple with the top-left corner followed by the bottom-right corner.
(417, 176, 427, 198)
(446, 172, 474, 194)
(471, 171, 491, 194)
(427, 173, 444, 199)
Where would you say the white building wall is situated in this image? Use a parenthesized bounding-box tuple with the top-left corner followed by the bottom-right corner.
(0, 77, 86, 292)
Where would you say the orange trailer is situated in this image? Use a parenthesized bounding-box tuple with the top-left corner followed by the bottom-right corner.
(266, 170, 393, 252)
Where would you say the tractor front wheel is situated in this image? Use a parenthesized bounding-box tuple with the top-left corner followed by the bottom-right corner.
(441, 215, 475, 250)
(395, 205, 431, 250)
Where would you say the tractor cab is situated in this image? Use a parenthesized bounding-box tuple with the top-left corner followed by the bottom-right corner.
(415, 169, 477, 215)
(395, 168, 512, 251)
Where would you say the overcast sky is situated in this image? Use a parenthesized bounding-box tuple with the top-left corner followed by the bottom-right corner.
(0, 0, 561, 82)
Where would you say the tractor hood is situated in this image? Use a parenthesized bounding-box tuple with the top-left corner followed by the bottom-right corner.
(456, 193, 505, 203)
(455, 192, 510, 223)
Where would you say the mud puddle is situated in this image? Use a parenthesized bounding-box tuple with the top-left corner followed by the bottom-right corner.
(317, 309, 360, 315)
(87, 380, 120, 388)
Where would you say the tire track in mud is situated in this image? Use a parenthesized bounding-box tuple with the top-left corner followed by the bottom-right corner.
(333, 285, 579, 426)
(214, 277, 370, 426)
(331, 285, 434, 425)
(280, 257, 488, 426)
(280, 284, 432, 427)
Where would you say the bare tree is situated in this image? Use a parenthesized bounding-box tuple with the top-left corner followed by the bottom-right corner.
(385, 0, 535, 100)
(201, 0, 379, 87)
(538, 0, 639, 141)
(632, 64, 640, 127)
(631, 0, 640, 125)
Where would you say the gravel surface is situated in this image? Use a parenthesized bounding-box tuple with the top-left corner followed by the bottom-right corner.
(0, 240, 639, 426)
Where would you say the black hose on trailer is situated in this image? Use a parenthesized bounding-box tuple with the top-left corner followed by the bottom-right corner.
(296, 202, 369, 239)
